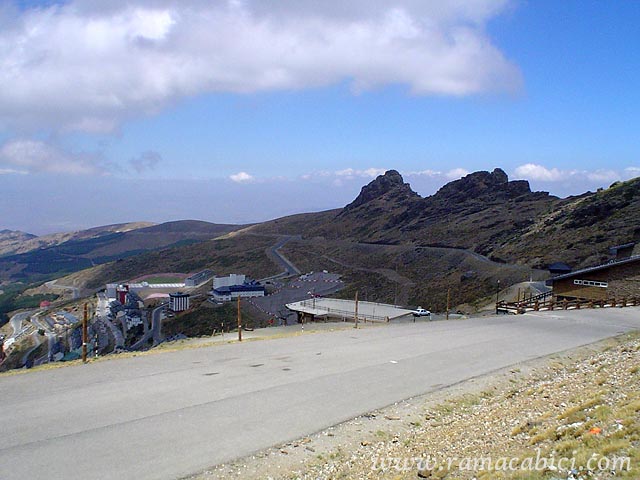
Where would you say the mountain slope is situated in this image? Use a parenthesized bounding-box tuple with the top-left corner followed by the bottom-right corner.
(0, 222, 155, 257)
(498, 178, 640, 267)
(0, 230, 38, 256)
(253, 169, 640, 269)
(26, 169, 640, 312)
(0, 220, 244, 282)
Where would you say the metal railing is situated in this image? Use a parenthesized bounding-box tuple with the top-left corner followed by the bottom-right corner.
(295, 299, 399, 322)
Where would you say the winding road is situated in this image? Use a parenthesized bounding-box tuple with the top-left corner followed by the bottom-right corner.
(260, 235, 302, 282)
(8, 311, 32, 339)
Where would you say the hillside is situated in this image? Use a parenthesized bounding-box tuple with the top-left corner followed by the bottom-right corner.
(0, 230, 38, 256)
(56, 233, 279, 290)
(498, 178, 640, 267)
(253, 169, 640, 270)
(29, 169, 640, 313)
(0, 220, 244, 283)
(0, 222, 154, 257)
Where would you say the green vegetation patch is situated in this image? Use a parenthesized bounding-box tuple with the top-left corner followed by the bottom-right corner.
(162, 299, 262, 338)
(0, 283, 59, 326)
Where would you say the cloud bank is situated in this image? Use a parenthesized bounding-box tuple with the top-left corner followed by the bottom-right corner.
(0, 0, 520, 132)
(513, 163, 624, 184)
(229, 171, 255, 183)
(0, 139, 107, 175)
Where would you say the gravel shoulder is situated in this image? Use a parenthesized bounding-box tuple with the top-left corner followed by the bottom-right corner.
(191, 332, 640, 480)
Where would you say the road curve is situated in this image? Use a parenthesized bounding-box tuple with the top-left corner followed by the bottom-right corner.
(260, 235, 302, 282)
(0, 308, 638, 480)
(8, 312, 32, 339)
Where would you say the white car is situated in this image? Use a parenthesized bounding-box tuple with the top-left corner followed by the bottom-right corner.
(412, 307, 431, 317)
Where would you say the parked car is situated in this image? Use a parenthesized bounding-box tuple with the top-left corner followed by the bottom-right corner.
(412, 307, 431, 317)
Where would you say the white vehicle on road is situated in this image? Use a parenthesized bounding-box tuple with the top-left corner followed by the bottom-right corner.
(412, 307, 431, 318)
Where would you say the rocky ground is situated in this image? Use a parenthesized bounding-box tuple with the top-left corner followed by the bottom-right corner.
(191, 333, 640, 480)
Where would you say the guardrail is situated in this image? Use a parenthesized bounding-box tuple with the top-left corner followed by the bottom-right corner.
(497, 296, 640, 314)
(296, 299, 393, 322)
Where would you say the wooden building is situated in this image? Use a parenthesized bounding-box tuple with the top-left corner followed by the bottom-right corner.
(547, 262, 572, 276)
(548, 255, 640, 301)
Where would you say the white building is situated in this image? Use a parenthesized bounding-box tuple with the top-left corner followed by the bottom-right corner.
(211, 284, 266, 302)
(185, 270, 214, 287)
(169, 292, 190, 312)
(213, 274, 246, 290)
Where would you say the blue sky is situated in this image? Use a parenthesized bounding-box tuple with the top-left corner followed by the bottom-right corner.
(1, 0, 639, 234)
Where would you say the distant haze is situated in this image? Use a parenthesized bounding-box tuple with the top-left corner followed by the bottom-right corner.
(2, 169, 635, 235)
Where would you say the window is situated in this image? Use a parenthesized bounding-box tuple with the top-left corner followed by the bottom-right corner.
(574, 279, 608, 288)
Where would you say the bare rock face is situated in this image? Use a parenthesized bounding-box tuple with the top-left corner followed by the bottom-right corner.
(432, 168, 532, 203)
(343, 170, 419, 211)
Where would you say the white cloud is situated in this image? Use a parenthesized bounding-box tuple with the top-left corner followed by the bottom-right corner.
(585, 170, 619, 182)
(625, 166, 640, 177)
(445, 168, 470, 179)
(229, 171, 255, 183)
(0, 139, 107, 175)
(514, 163, 564, 182)
(405, 169, 442, 177)
(0, 0, 520, 132)
(129, 150, 162, 173)
(514, 163, 630, 185)
(335, 167, 387, 178)
(0, 167, 27, 175)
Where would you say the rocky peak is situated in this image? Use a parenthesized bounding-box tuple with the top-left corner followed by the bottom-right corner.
(344, 170, 418, 211)
(433, 168, 531, 203)
(491, 167, 509, 184)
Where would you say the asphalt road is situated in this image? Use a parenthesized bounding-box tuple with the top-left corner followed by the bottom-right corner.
(151, 303, 166, 345)
(250, 272, 344, 323)
(260, 235, 302, 282)
(8, 311, 32, 338)
(0, 308, 638, 480)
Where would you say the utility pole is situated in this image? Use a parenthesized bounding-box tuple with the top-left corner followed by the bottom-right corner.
(354, 290, 359, 329)
(446, 288, 451, 321)
(495, 280, 501, 315)
(82, 303, 88, 363)
(237, 296, 242, 342)
(394, 261, 399, 305)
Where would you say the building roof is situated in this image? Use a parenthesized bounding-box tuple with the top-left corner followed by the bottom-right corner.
(185, 269, 214, 281)
(548, 262, 572, 271)
(169, 292, 189, 297)
(548, 255, 640, 282)
(610, 242, 635, 250)
(213, 284, 265, 294)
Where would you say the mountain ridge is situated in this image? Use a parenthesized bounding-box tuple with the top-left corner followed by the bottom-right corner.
(0, 221, 156, 257)
(252, 168, 639, 269)
(7, 169, 639, 313)
(0, 220, 244, 283)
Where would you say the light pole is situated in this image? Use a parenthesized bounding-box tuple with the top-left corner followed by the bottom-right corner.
(82, 304, 88, 363)
(495, 280, 501, 315)
(237, 296, 242, 342)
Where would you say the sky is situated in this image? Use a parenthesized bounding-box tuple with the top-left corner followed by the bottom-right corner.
(1, 0, 639, 234)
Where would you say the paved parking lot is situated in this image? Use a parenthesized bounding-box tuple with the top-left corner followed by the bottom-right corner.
(249, 272, 344, 323)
